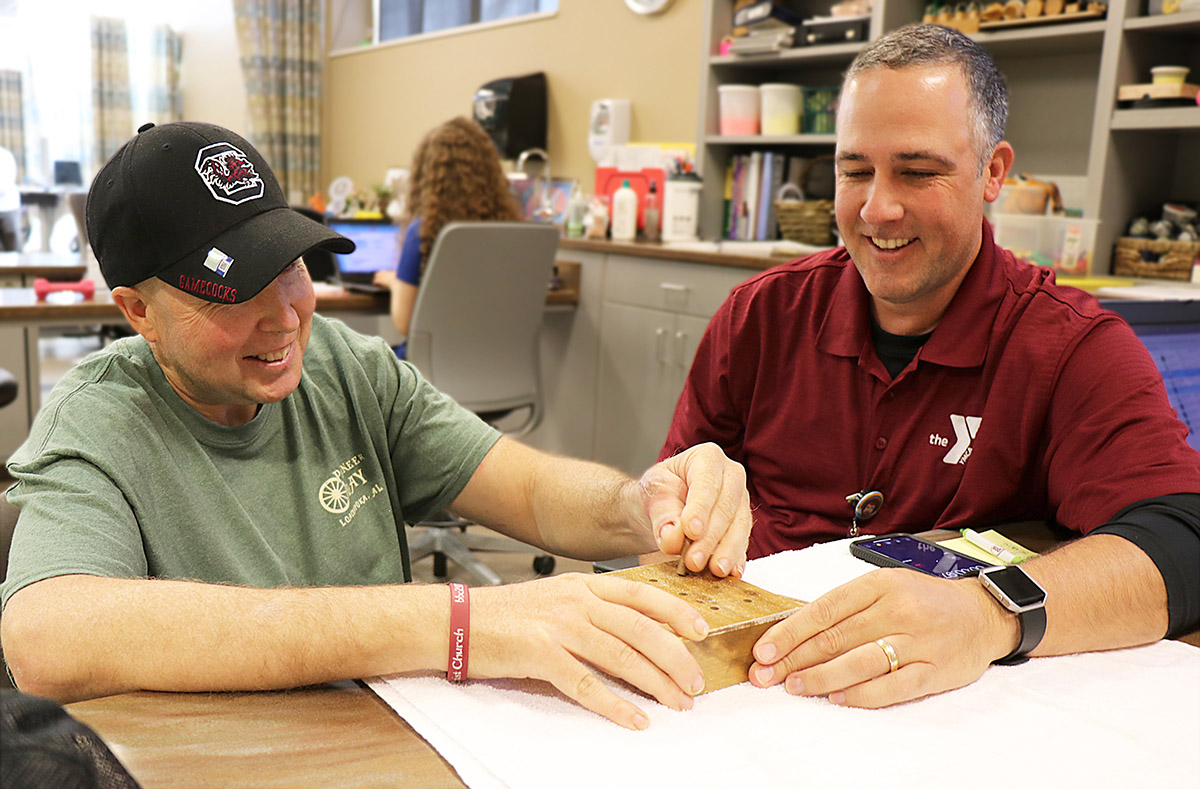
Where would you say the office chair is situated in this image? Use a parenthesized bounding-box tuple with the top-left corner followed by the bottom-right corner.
(67, 192, 88, 254)
(0, 367, 16, 410)
(404, 222, 560, 585)
(1, 483, 18, 690)
(1, 368, 17, 686)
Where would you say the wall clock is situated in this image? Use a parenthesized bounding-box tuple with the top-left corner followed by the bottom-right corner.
(625, 0, 675, 14)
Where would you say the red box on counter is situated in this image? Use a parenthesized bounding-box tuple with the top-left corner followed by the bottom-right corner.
(594, 166, 666, 230)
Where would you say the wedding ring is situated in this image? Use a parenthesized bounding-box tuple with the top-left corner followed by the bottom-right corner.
(875, 638, 899, 674)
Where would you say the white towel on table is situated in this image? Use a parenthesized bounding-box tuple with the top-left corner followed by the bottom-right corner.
(368, 539, 1200, 788)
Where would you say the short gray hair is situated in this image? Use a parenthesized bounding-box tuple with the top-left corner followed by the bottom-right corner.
(842, 24, 1008, 174)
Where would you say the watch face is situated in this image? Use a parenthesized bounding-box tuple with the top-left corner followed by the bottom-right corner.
(984, 566, 1045, 607)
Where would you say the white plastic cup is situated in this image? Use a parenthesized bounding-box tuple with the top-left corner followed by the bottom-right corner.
(718, 84, 760, 136)
(759, 83, 802, 136)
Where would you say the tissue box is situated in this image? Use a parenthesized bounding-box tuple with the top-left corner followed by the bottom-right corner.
(991, 214, 1100, 276)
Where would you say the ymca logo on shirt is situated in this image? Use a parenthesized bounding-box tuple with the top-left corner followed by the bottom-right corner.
(928, 415, 982, 465)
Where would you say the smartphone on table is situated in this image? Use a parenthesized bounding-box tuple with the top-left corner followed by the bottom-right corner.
(850, 533, 996, 579)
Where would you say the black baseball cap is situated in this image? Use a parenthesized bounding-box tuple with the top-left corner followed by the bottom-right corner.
(86, 121, 355, 304)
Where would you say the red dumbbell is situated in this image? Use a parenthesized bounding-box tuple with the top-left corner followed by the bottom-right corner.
(33, 278, 96, 301)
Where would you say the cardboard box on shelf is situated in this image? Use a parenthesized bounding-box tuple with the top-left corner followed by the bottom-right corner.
(997, 183, 1053, 215)
(991, 214, 1100, 276)
(1147, 0, 1200, 14)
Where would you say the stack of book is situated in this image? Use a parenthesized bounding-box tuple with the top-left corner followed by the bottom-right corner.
(728, 21, 796, 55)
(723, 152, 814, 240)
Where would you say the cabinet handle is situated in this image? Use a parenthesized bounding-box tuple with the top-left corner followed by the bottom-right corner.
(655, 327, 667, 365)
(674, 330, 687, 368)
(659, 282, 689, 292)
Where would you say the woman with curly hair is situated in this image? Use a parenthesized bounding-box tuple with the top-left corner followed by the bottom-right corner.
(374, 116, 524, 354)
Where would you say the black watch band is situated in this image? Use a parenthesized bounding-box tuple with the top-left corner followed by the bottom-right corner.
(993, 604, 1046, 666)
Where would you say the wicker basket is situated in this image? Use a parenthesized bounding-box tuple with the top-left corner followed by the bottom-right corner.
(775, 184, 835, 246)
(1112, 237, 1200, 281)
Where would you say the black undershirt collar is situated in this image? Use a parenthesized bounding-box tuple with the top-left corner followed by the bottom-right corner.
(870, 321, 934, 379)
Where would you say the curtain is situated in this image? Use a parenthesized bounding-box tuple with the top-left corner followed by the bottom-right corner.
(234, 0, 324, 204)
(91, 17, 133, 165)
(0, 70, 25, 180)
(146, 24, 183, 125)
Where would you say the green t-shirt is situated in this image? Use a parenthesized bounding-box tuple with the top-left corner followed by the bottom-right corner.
(1, 315, 500, 605)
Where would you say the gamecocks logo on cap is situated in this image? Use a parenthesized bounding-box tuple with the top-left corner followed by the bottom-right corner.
(194, 142, 265, 205)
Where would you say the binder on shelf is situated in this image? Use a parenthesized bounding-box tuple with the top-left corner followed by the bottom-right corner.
(757, 152, 787, 240)
(722, 159, 735, 239)
(744, 151, 763, 241)
(729, 155, 745, 240)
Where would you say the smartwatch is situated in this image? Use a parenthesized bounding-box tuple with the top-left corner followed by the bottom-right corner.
(979, 565, 1047, 665)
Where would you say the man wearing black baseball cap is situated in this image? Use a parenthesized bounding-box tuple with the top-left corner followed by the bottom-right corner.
(1, 122, 752, 731)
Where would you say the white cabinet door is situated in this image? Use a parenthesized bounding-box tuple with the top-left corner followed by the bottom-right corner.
(669, 312, 713, 395)
(594, 305, 721, 475)
(594, 302, 682, 475)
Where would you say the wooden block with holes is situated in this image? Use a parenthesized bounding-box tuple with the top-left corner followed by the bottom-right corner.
(612, 562, 804, 694)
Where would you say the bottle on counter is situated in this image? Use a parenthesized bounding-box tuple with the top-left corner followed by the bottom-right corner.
(610, 179, 638, 242)
(643, 180, 660, 242)
(585, 194, 610, 239)
(566, 183, 588, 238)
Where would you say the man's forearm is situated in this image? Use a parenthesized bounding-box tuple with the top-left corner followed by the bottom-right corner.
(529, 454, 653, 559)
(451, 438, 655, 561)
(1, 574, 451, 703)
(1024, 533, 1168, 657)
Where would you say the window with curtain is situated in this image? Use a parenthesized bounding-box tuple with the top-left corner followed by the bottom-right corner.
(0, 0, 181, 187)
(378, 0, 556, 43)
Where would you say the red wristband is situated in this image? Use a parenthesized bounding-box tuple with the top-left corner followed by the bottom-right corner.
(447, 583, 470, 682)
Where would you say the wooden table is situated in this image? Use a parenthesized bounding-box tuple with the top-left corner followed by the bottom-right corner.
(66, 681, 466, 788)
(0, 251, 87, 286)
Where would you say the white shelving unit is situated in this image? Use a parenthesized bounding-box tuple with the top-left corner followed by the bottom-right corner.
(697, 0, 1200, 275)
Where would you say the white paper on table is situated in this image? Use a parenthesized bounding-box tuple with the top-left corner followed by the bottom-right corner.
(368, 539, 1200, 788)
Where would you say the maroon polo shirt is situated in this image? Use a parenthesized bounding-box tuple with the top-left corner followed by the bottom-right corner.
(661, 221, 1200, 559)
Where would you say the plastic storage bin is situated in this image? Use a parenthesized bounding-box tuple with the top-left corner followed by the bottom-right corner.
(760, 83, 802, 135)
(718, 85, 760, 136)
(990, 214, 1100, 276)
(802, 86, 838, 135)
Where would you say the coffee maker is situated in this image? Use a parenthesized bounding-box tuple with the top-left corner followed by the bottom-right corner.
(472, 72, 547, 160)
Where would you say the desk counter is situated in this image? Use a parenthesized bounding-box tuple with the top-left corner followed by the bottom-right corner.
(0, 286, 387, 321)
(0, 288, 393, 464)
(0, 251, 88, 286)
(559, 237, 781, 272)
(1, 280, 580, 465)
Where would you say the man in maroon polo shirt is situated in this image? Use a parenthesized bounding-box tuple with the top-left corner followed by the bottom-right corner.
(661, 24, 1200, 708)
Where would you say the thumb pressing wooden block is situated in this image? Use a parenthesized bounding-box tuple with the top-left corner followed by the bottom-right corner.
(612, 561, 804, 694)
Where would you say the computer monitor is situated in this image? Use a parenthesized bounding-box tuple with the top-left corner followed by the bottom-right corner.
(1102, 299, 1200, 451)
(53, 160, 83, 186)
(326, 218, 399, 292)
